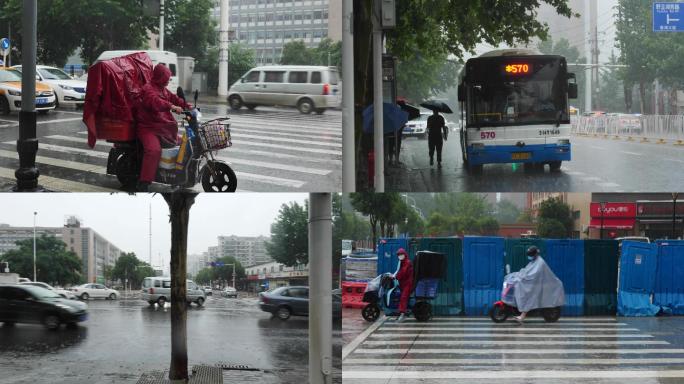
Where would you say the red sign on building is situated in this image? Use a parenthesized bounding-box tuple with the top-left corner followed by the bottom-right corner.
(589, 202, 637, 229)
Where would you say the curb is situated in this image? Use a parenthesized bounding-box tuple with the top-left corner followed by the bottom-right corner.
(342, 315, 387, 361)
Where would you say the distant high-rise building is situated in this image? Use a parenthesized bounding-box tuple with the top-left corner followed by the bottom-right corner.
(0, 217, 123, 283)
(211, 0, 338, 66)
(217, 235, 271, 267)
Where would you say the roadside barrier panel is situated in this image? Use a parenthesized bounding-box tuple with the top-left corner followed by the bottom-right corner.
(376, 238, 408, 275)
(573, 115, 684, 145)
(545, 239, 585, 316)
(583, 240, 619, 316)
(654, 240, 684, 315)
(463, 236, 504, 316)
(342, 281, 368, 309)
(417, 237, 463, 315)
(618, 241, 660, 316)
(504, 238, 545, 275)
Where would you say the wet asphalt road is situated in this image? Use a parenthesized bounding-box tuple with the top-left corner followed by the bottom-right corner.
(0, 103, 341, 192)
(342, 314, 684, 384)
(0, 294, 342, 384)
(387, 132, 684, 192)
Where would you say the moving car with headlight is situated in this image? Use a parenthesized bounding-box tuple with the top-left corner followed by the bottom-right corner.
(221, 286, 238, 298)
(0, 285, 88, 330)
(403, 112, 429, 139)
(258, 286, 342, 321)
(20, 281, 78, 300)
(70, 283, 119, 300)
(13, 65, 87, 108)
(0, 67, 56, 115)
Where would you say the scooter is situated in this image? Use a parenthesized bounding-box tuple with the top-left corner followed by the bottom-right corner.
(489, 280, 561, 323)
(106, 90, 238, 192)
(361, 273, 437, 322)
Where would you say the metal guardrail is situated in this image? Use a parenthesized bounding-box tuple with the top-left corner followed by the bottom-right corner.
(572, 115, 684, 145)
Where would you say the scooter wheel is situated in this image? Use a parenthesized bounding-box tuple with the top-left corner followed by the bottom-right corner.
(489, 305, 509, 323)
(543, 307, 561, 323)
(115, 152, 138, 189)
(413, 302, 432, 322)
(361, 303, 380, 322)
(201, 161, 237, 192)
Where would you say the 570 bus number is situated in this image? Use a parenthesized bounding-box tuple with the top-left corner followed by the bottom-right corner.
(480, 131, 496, 139)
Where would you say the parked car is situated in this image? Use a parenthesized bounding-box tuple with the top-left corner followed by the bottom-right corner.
(12, 65, 87, 108)
(0, 285, 88, 330)
(0, 67, 56, 115)
(403, 112, 430, 139)
(221, 286, 238, 298)
(228, 65, 341, 114)
(94, 50, 179, 92)
(20, 282, 78, 300)
(202, 286, 213, 296)
(141, 277, 206, 307)
(258, 286, 342, 321)
(70, 283, 119, 300)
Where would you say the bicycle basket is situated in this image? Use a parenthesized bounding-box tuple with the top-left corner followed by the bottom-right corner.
(198, 120, 231, 151)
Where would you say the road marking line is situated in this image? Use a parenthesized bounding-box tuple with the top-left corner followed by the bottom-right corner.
(411, 317, 620, 322)
(215, 155, 331, 175)
(0, 149, 107, 174)
(377, 327, 638, 331)
(0, 166, 115, 192)
(231, 132, 342, 147)
(352, 348, 684, 355)
(344, 357, 684, 365)
(230, 126, 342, 141)
(369, 333, 653, 338)
(37, 117, 84, 125)
(362, 340, 669, 346)
(32, 143, 109, 158)
(383, 321, 627, 325)
(342, 316, 388, 361)
(235, 171, 305, 188)
(342, 370, 684, 380)
(620, 151, 643, 156)
(231, 139, 341, 155)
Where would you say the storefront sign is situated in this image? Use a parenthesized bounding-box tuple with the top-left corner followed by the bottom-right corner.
(589, 202, 636, 229)
(636, 201, 684, 218)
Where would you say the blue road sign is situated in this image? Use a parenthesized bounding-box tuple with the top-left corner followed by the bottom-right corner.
(0, 38, 9, 50)
(654, 2, 684, 32)
(216, 262, 225, 267)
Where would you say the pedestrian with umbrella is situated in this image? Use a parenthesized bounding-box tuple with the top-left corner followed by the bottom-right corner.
(420, 100, 453, 169)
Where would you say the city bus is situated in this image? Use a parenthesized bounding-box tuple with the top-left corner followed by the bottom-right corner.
(457, 49, 578, 174)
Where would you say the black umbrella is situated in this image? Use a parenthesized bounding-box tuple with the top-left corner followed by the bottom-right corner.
(420, 100, 454, 114)
(397, 100, 421, 120)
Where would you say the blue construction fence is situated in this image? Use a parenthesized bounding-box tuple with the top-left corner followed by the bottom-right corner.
(376, 237, 684, 317)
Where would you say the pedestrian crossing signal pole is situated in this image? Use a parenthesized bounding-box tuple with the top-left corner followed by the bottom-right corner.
(14, 0, 40, 192)
(218, 0, 230, 97)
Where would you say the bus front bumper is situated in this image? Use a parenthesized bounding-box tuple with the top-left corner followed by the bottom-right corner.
(466, 143, 571, 166)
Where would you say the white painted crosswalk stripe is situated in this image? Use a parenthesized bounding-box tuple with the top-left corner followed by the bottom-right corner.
(406, 317, 620, 322)
(369, 333, 653, 338)
(353, 348, 684, 354)
(377, 327, 640, 331)
(363, 340, 669, 346)
(345, 357, 684, 365)
(343, 370, 684, 380)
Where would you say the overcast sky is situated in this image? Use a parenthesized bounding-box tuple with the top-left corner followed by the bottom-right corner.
(0, 193, 307, 270)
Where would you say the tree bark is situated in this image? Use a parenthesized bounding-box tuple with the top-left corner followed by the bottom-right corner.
(354, 0, 375, 190)
(163, 192, 198, 383)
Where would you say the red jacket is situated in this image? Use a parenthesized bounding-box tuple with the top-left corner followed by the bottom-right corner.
(136, 64, 190, 144)
(395, 258, 414, 290)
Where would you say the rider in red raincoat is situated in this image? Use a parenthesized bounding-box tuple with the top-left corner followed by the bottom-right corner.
(135, 64, 190, 191)
(394, 248, 413, 323)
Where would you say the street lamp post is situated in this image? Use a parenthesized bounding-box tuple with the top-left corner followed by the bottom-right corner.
(672, 193, 679, 239)
(33, 211, 36, 281)
(599, 202, 606, 240)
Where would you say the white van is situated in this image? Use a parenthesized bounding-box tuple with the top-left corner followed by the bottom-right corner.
(228, 65, 341, 114)
(141, 276, 206, 307)
(95, 50, 179, 93)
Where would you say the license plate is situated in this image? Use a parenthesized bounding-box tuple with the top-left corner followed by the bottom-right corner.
(511, 152, 531, 160)
(36, 98, 48, 105)
(78, 313, 88, 321)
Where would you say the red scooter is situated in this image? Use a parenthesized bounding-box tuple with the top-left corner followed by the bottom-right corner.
(489, 280, 561, 323)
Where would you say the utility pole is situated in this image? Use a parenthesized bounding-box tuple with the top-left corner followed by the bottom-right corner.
(149, 203, 153, 266)
(14, 0, 40, 192)
(33, 212, 37, 281)
(584, 0, 592, 113)
(159, 0, 164, 50)
(590, 0, 599, 110)
(218, 0, 230, 97)
(372, 0, 384, 191)
(308, 193, 332, 384)
(342, 0, 355, 192)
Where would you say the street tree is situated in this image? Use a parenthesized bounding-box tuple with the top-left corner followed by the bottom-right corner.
(162, 192, 197, 383)
(280, 38, 341, 68)
(350, 192, 407, 249)
(536, 197, 573, 238)
(194, 268, 213, 285)
(333, 194, 371, 270)
(266, 201, 309, 266)
(537, 36, 587, 111)
(281, 40, 315, 65)
(112, 252, 146, 289)
(197, 43, 257, 93)
(353, 0, 577, 189)
(397, 54, 460, 104)
(0, 234, 82, 286)
(495, 200, 522, 224)
(212, 256, 245, 287)
(165, 0, 216, 72)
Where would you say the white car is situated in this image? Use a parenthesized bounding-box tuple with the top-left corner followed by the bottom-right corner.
(0, 67, 56, 115)
(71, 283, 119, 300)
(403, 113, 430, 139)
(20, 281, 78, 300)
(13, 65, 87, 108)
(221, 286, 238, 298)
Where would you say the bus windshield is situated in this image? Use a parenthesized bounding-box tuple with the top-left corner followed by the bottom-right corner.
(464, 56, 569, 127)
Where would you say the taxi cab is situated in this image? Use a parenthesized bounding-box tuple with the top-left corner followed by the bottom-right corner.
(0, 67, 56, 115)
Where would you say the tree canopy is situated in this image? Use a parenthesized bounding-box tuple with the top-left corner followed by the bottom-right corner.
(266, 201, 309, 266)
(111, 252, 156, 290)
(0, 234, 83, 286)
(192, 256, 245, 287)
(536, 197, 573, 238)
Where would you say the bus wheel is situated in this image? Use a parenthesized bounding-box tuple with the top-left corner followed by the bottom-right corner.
(549, 161, 562, 172)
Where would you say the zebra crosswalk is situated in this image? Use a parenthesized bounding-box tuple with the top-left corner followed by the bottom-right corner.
(0, 109, 341, 192)
(343, 316, 684, 383)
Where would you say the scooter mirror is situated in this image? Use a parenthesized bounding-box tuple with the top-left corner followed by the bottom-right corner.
(177, 87, 186, 102)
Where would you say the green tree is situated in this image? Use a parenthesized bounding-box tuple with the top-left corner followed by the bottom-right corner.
(333, 194, 371, 264)
(199, 43, 257, 93)
(111, 252, 152, 289)
(194, 268, 213, 285)
(213, 256, 245, 286)
(103, 265, 114, 286)
(397, 55, 460, 103)
(495, 200, 522, 224)
(517, 209, 535, 224)
(536, 36, 586, 111)
(280, 40, 314, 65)
(536, 197, 573, 238)
(313, 38, 342, 68)
(476, 217, 500, 235)
(350, 192, 408, 249)
(165, 0, 216, 70)
(353, 0, 577, 189)
(0, 234, 83, 286)
(266, 201, 309, 266)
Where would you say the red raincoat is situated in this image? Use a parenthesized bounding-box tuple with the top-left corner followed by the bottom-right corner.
(395, 258, 414, 314)
(136, 64, 189, 144)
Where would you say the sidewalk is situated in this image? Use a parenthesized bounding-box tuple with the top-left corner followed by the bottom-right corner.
(342, 307, 387, 360)
(137, 364, 280, 384)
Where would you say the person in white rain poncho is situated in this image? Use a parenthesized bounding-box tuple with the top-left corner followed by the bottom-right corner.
(505, 246, 565, 323)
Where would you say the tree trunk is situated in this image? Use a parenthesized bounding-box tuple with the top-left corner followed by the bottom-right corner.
(163, 192, 198, 383)
(370, 217, 378, 251)
(639, 81, 646, 115)
(624, 82, 633, 114)
(354, 0, 375, 191)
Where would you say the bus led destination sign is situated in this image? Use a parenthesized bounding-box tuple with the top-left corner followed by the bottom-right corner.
(504, 63, 530, 74)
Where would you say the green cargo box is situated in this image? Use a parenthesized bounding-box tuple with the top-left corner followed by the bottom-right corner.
(409, 237, 463, 316)
(583, 240, 619, 316)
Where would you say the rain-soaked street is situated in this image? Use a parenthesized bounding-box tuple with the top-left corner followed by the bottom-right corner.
(0, 293, 342, 384)
(342, 309, 684, 384)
